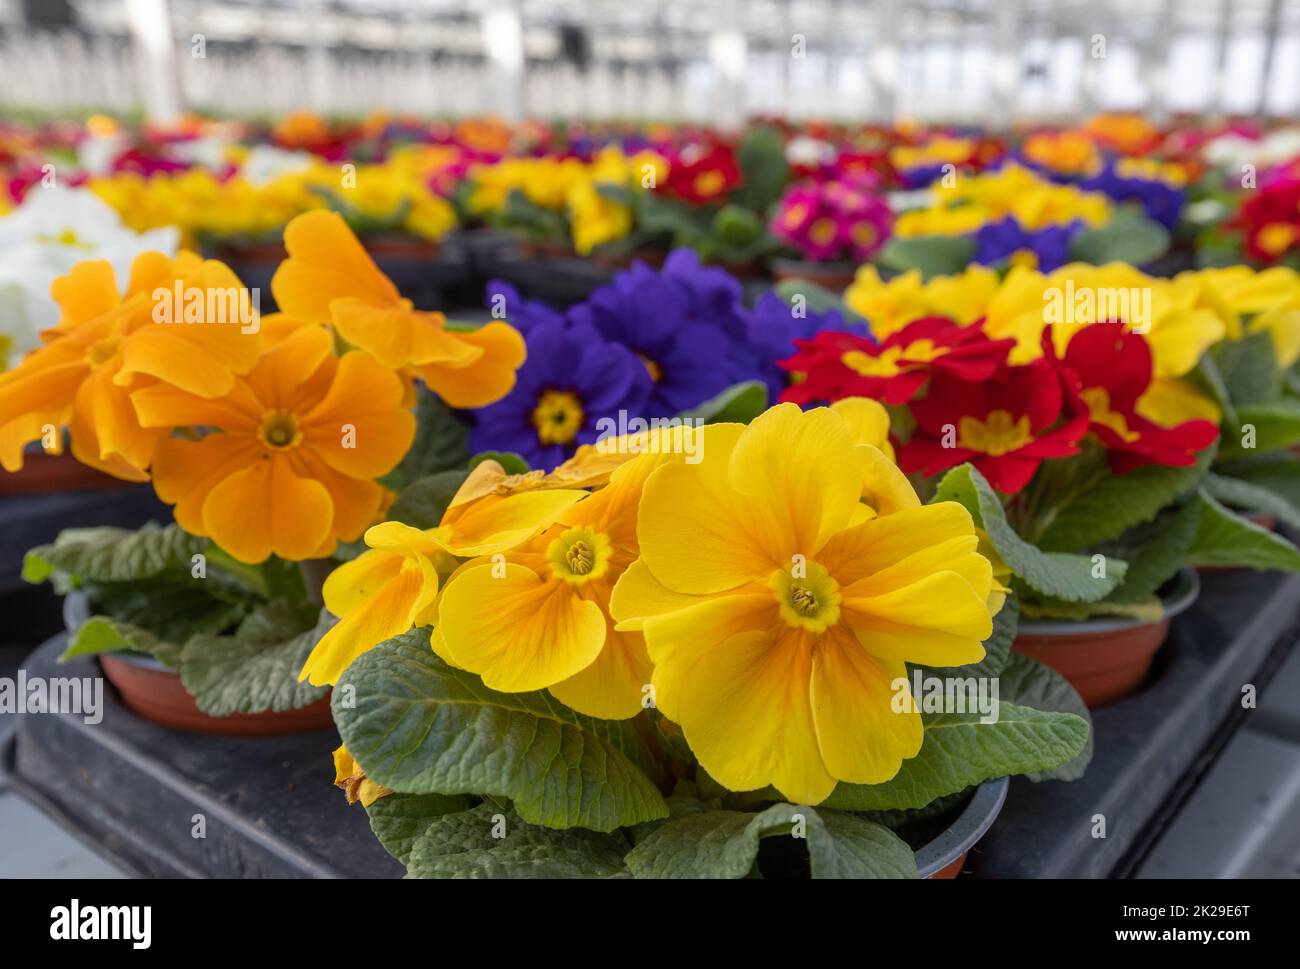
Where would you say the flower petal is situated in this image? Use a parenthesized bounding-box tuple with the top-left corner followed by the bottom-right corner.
(436, 563, 606, 692)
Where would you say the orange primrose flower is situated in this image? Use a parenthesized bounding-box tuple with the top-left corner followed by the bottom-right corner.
(132, 325, 415, 563)
(270, 210, 525, 408)
(0, 251, 262, 479)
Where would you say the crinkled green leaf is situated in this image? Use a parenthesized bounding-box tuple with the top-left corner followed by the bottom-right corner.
(334, 630, 667, 832)
(821, 703, 1089, 811)
(934, 464, 1124, 601)
(59, 615, 181, 669)
(405, 804, 628, 878)
(24, 522, 207, 585)
(365, 792, 473, 866)
(625, 803, 917, 879)
(995, 654, 1093, 782)
(179, 602, 331, 715)
(1033, 448, 1212, 553)
(1209, 331, 1280, 407)
(1102, 499, 1201, 604)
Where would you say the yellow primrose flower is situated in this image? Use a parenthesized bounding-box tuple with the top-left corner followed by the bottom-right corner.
(435, 450, 675, 719)
(900, 164, 1110, 238)
(333, 744, 392, 807)
(1177, 265, 1300, 368)
(609, 403, 997, 805)
(567, 177, 633, 255)
(300, 484, 586, 686)
(844, 264, 999, 339)
(980, 262, 1224, 425)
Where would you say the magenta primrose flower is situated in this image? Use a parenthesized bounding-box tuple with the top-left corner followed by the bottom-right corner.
(772, 174, 893, 263)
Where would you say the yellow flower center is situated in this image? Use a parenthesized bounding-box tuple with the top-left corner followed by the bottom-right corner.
(783, 202, 809, 228)
(809, 217, 838, 246)
(1257, 222, 1299, 258)
(532, 390, 585, 445)
(842, 338, 945, 378)
(85, 336, 121, 368)
(637, 353, 663, 383)
(1009, 249, 1039, 270)
(38, 227, 93, 250)
(694, 169, 726, 197)
(771, 562, 841, 633)
(547, 525, 612, 584)
(1080, 386, 1141, 443)
(851, 222, 878, 248)
(957, 409, 1033, 457)
(258, 409, 302, 450)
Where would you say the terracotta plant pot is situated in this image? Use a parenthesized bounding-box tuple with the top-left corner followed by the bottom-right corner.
(768, 257, 859, 291)
(362, 234, 441, 261)
(0, 449, 126, 496)
(1011, 568, 1200, 710)
(208, 240, 287, 267)
(65, 591, 333, 737)
(99, 652, 334, 737)
(915, 776, 1008, 879)
(590, 247, 668, 270)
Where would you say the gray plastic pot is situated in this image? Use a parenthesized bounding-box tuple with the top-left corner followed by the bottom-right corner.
(915, 776, 1009, 878)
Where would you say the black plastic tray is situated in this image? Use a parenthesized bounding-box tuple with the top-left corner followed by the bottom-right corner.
(6, 569, 1297, 879)
(975, 568, 1300, 877)
(6, 635, 400, 878)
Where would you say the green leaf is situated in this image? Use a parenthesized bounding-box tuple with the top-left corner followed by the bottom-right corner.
(380, 387, 469, 490)
(1204, 471, 1300, 531)
(729, 125, 790, 213)
(934, 464, 1124, 602)
(334, 630, 668, 832)
(773, 279, 867, 324)
(469, 451, 531, 475)
(1208, 331, 1280, 407)
(1189, 352, 1238, 430)
(1185, 490, 1300, 571)
(625, 803, 917, 879)
(1103, 499, 1201, 603)
(1213, 452, 1300, 527)
(405, 804, 628, 878)
(24, 522, 207, 585)
(365, 792, 473, 866)
(58, 615, 180, 669)
(995, 654, 1093, 782)
(386, 469, 470, 529)
(822, 703, 1089, 811)
(878, 235, 978, 279)
(83, 580, 250, 650)
(679, 380, 768, 425)
(179, 602, 331, 716)
(1032, 448, 1212, 553)
(1221, 398, 1300, 456)
(1068, 208, 1170, 266)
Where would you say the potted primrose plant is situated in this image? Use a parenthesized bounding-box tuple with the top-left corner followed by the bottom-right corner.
(10, 209, 527, 735)
(308, 402, 1092, 879)
(780, 287, 1300, 708)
